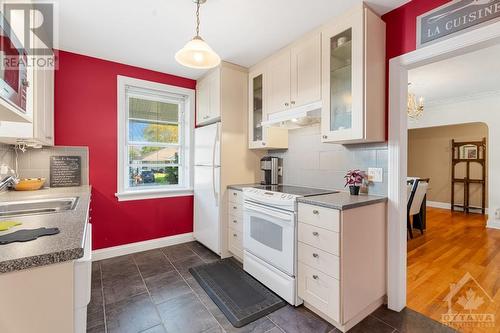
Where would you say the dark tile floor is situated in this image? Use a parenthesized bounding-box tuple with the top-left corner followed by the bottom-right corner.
(87, 241, 456, 333)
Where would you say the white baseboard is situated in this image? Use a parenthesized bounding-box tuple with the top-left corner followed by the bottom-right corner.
(92, 232, 194, 261)
(427, 201, 488, 214)
(426, 201, 451, 210)
(487, 219, 500, 230)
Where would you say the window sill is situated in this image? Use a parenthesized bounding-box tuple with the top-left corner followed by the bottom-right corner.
(115, 188, 194, 202)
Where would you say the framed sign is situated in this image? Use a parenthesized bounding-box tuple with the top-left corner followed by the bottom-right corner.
(50, 156, 82, 187)
(417, 0, 500, 48)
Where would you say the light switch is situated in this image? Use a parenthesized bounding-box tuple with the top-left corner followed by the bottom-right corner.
(368, 168, 383, 183)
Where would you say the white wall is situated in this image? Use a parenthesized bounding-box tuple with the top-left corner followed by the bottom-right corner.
(408, 92, 500, 228)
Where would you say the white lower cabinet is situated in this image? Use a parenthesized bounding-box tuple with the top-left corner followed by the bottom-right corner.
(297, 201, 386, 332)
(227, 189, 244, 260)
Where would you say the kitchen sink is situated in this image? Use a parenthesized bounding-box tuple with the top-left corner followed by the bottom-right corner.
(0, 197, 79, 218)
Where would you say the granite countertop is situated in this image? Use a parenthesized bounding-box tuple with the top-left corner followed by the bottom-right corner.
(297, 191, 387, 210)
(0, 186, 91, 273)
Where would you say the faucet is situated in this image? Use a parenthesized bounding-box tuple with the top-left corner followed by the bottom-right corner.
(0, 176, 18, 192)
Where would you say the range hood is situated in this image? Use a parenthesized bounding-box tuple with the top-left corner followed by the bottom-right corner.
(261, 101, 322, 129)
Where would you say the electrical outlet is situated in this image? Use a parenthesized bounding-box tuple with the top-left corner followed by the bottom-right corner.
(368, 168, 383, 183)
(495, 208, 500, 220)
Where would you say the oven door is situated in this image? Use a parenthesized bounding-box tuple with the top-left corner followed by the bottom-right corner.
(243, 200, 295, 276)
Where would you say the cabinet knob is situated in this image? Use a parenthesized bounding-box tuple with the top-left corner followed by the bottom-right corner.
(233, 192, 237, 196)
(312, 210, 319, 215)
(284, 102, 289, 107)
(291, 101, 296, 105)
(233, 220, 237, 223)
(322, 135, 328, 139)
(262, 142, 266, 146)
(312, 231, 319, 236)
(312, 253, 319, 258)
(233, 206, 237, 210)
(233, 233, 237, 237)
(312, 275, 319, 280)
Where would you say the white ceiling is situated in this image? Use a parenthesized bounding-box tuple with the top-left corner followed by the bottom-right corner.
(50, 0, 409, 79)
(408, 44, 500, 105)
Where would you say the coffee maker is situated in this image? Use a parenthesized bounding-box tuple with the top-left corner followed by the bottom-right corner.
(260, 156, 281, 185)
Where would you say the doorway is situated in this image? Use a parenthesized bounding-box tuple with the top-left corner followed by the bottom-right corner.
(387, 19, 500, 329)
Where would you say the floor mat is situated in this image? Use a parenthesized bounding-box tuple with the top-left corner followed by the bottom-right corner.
(189, 258, 286, 328)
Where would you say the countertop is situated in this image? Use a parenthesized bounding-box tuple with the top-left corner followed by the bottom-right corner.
(296, 191, 387, 210)
(227, 184, 263, 191)
(0, 186, 91, 273)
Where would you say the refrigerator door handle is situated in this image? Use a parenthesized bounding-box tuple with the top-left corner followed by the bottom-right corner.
(212, 124, 219, 206)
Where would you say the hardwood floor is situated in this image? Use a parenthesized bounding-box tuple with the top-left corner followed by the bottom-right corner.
(407, 207, 500, 333)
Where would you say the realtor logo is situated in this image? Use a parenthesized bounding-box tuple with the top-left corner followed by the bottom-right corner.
(441, 272, 495, 329)
(1, 2, 57, 70)
(417, 0, 500, 48)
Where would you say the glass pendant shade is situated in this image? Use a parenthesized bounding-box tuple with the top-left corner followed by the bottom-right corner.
(175, 36, 220, 69)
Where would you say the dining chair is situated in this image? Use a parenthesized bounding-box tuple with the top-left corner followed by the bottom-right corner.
(407, 179, 429, 238)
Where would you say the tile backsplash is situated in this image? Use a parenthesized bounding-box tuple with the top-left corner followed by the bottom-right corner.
(0, 145, 89, 186)
(269, 125, 388, 196)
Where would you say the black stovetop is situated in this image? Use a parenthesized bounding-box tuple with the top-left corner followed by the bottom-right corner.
(253, 184, 337, 197)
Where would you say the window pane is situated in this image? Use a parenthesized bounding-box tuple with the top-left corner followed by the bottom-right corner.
(129, 97, 179, 122)
(129, 120, 179, 144)
(129, 146, 179, 165)
(129, 166, 179, 187)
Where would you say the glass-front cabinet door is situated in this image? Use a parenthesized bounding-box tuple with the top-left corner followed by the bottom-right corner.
(321, 7, 364, 143)
(248, 69, 266, 149)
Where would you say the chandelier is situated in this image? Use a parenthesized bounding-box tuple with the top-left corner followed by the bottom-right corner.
(175, 0, 221, 69)
(407, 83, 424, 119)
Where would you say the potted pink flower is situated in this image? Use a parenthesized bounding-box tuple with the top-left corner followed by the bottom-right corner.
(344, 169, 366, 195)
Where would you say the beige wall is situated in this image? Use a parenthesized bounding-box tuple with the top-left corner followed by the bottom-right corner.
(408, 123, 488, 208)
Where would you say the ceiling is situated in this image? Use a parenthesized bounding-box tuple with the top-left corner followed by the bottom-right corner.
(409, 44, 500, 105)
(50, 0, 409, 79)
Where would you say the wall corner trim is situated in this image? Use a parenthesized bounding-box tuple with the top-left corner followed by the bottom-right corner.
(92, 232, 195, 261)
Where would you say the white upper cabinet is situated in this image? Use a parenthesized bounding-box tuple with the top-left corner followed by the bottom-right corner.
(196, 68, 221, 126)
(291, 33, 322, 108)
(267, 50, 291, 115)
(265, 32, 322, 115)
(33, 56, 55, 145)
(248, 66, 288, 150)
(321, 4, 385, 144)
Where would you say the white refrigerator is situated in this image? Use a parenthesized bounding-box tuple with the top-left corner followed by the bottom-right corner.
(193, 122, 221, 254)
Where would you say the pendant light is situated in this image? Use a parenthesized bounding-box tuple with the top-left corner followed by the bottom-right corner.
(175, 0, 221, 69)
(407, 83, 424, 119)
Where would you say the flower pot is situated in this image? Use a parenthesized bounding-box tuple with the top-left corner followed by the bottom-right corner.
(349, 185, 360, 195)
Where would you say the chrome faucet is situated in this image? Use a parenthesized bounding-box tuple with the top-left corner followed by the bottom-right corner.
(0, 176, 18, 192)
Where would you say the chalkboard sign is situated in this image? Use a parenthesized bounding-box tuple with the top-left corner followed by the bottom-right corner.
(50, 156, 81, 187)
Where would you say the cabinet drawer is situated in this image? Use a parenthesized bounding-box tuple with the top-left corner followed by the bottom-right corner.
(298, 223, 339, 256)
(298, 203, 340, 232)
(298, 242, 339, 279)
(228, 202, 243, 217)
(298, 263, 340, 322)
(228, 214, 243, 233)
(228, 228, 243, 256)
(229, 189, 243, 205)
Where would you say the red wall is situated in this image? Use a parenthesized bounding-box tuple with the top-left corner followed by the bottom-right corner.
(54, 51, 196, 250)
(382, 0, 451, 60)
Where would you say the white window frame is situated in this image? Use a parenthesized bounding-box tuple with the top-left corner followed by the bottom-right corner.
(116, 76, 195, 201)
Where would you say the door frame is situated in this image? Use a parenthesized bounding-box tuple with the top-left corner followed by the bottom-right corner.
(387, 21, 500, 311)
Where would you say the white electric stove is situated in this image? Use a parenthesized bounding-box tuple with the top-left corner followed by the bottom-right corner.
(242, 185, 335, 305)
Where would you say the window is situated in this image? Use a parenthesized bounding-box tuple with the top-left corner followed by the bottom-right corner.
(116, 76, 194, 201)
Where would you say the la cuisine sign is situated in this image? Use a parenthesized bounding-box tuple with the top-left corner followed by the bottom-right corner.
(417, 0, 500, 47)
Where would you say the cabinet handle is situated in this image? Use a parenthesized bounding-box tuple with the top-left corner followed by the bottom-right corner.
(312, 210, 319, 215)
(312, 275, 319, 280)
(312, 253, 319, 258)
(291, 101, 295, 105)
(322, 135, 328, 139)
(312, 231, 319, 236)
(284, 102, 289, 107)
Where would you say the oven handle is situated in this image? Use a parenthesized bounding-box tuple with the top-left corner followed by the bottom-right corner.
(244, 202, 294, 221)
